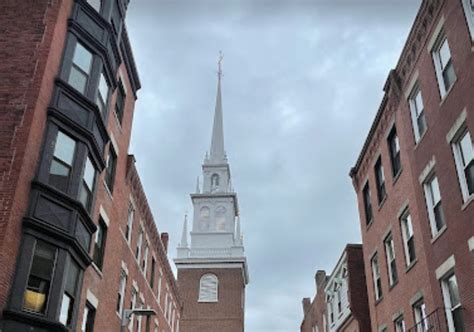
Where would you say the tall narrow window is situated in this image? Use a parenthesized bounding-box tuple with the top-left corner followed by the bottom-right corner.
(116, 272, 126, 315)
(211, 173, 220, 191)
(49, 131, 76, 192)
(375, 157, 386, 203)
(384, 234, 398, 286)
(462, 0, 474, 39)
(371, 254, 382, 301)
(441, 274, 464, 332)
(97, 72, 109, 116)
(126, 203, 134, 243)
(104, 145, 117, 192)
(135, 228, 143, 261)
(81, 301, 96, 332)
(432, 36, 456, 97)
(59, 259, 80, 326)
(409, 87, 427, 142)
(142, 241, 149, 274)
(327, 298, 334, 323)
(115, 82, 126, 124)
(79, 157, 96, 211)
(336, 285, 342, 313)
(401, 212, 416, 266)
(394, 316, 406, 332)
(388, 127, 402, 177)
(198, 274, 218, 302)
(150, 258, 156, 289)
(23, 241, 57, 314)
(157, 270, 162, 304)
(92, 218, 107, 270)
(68, 42, 93, 94)
(128, 288, 137, 330)
(363, 183, 373, 225)
(413, 301, 428, 332)
(424, 175, 446, 236)
(453, 130, 474, 201)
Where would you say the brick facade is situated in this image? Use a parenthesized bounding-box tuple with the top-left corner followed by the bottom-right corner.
(350, 0, 474, 331)
(0, 0, 182, 331)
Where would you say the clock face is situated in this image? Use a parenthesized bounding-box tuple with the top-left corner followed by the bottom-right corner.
(200, 206, 210, 231)
(215, 206, 226, 231)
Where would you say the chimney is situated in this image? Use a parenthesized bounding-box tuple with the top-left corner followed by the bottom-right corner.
(315, 270, 327, 289)
(161, 232, 169, 253)
(302, 298, 311, 314)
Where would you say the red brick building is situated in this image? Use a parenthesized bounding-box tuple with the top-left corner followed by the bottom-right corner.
(0, 0, 181, 331)
(350, 0, 474, 331)
(300, 245, 371, 332)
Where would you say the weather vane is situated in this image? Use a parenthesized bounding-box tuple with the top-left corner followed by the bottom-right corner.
(217, 50, 224, 79)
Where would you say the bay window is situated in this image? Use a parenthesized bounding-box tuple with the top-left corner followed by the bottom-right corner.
(49, 131, 76, 192)
(68, 42, 93, 95)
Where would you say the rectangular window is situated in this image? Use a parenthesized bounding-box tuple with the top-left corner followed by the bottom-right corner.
(150, 258, 156, 289)
(92, 218, 107, 270)
(409, 87, 427, 142)
(413, 301, 428, 332)
(23, 241, 57, 314)
(68, 42, 93, 94)
(453, 130, 474, 201)
(142, 242, 149, 274)
(375, 157, 386, 204)
(462, 0, 474, 39)
(86, 0, 102, 12)
(97, 72, 109, 116)
(59, 259, 80, 327)
(116, 272, 127, 315)
(328, 300, 334, 323)
(424, 175, 446, 236)
(115, 82, 126, 124)
(128, 289, 137, 330)
(371, 254, 382, 301)
(135, 228, 143, 261)
(79, 156, 96, 211)
(401, 212, 416, 266)
(394, 316, 406, 332)
(388, 127, 402, 177)
(442, 274, 464, 332)
(104, 145, 117, 192)
(49, 131, 76, 192)
(363, 183, 373, 225)
(81, 301, 96, 332)
(384, 234, 398, 286)
(432, 35, 456, 97)
(157, 271, 162, 304)
(336, 287, 342, 313)
(126, 203, 134, 243)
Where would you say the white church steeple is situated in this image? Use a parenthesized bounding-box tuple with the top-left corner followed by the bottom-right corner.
(208, 52, 226, 164)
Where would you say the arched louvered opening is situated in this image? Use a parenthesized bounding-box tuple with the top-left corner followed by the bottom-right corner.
(198, 273, 218, 302)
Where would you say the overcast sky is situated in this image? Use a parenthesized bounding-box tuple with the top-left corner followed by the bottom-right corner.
(125, 1, 421, 331)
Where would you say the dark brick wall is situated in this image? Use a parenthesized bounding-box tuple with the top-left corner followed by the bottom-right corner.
(0, 0, 72, 316)
(300, 271, 328, 332)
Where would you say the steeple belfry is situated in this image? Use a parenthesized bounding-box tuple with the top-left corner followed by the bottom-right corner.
(209, 52, 226, 164)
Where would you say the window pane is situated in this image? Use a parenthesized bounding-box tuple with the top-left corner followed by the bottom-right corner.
(83, 157, 95, 190)
(439, 39, 451, 69)
(459, 132, 473, 166)
(87, 0, 101, 12)
(414, 90, 424, 115)
(417, 112, 427, 136)
(73, 43, 93, 74)
(24, 241, 56, 313)
(69, 67, 88, 94)
(66, 259, 80, 295)
(97, 73, 109, 115)
(59, 293, 74, 326)
(448, 275, 460, 307)
(443, 62, 456, 89)
(49, 160, 71, 191)
(54, 132, 76, 165)
(430, 177, 441, 204)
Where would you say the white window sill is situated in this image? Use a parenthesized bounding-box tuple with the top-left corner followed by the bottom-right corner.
(91, 262, 104, 279)
(431, 225, 447, 244)
(414, 128, 429, 150)
(461, 194, 474, 210)
(103, 180, 113, 201)
(439, 78, 457, 106)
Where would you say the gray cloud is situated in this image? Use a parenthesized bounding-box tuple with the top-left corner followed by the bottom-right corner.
(126, 1, 421, 330)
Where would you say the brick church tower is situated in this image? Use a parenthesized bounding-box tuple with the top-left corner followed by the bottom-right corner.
(174, 55, 249, 332)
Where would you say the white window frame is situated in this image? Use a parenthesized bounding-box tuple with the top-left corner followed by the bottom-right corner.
(400, 212, 416, 266)
(431, 34, 456, 98)
(408, 86, 427, 143)
(198, 274, 218, 302)
(126, 203, 135, 243)
(117, 272, 127, 315)
(384, 234, 398, 286)
(128, 288, 137, 330)
(461, 0, 474, 40)
(423, 175, 446, 236)
(394, 316, 406, 332)
(371, 254, 382, 301)
(452, 129, 474, 202)
(135, 227, 143, 261)
(441, 273, 463, 332)
(157, 270, 163, 305)
(142, 241, 149, 274)
(413, 301, 428, 332)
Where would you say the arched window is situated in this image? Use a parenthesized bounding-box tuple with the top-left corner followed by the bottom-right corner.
(199, 207, 210, 231)
(198, 274, 218, 302)
(211, 174, 220, 189)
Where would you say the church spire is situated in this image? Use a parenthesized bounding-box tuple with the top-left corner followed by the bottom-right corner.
(209, 51, 226, 164)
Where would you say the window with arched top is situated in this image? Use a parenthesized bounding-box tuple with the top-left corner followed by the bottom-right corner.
(211, 174, 220, 188)
(198, 274, 218, 302)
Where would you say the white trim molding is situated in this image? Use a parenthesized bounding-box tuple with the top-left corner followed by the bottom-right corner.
(468, 237, 474, 252)
(435, 255, 456, 279)
(419, 157, 436, 184)
(86, 289, 99, 308)
(99, 205, 110, 227)
(446, 109, 467, 143)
